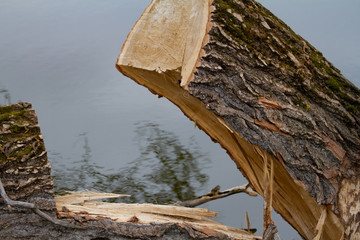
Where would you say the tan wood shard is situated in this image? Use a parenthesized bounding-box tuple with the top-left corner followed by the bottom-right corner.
(55, 192, 261, 240)
(55, 191, 130, 206)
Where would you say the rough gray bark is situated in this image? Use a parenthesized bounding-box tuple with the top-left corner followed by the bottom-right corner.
(1, 220, 239, 240)
(0, 102, 55, 211)
(189, 0, 360, 208)
(116, 0, 360, 239)
(0, 103, 258, 240)
(187, 0, 360, 239)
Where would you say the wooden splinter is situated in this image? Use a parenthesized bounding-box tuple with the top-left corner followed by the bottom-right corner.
(261, 148, 272, 230)
(256, 146, 277, 239)
(313, 206, 327, 240)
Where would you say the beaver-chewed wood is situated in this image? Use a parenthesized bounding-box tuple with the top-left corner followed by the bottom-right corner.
(116, 0, 360, 239)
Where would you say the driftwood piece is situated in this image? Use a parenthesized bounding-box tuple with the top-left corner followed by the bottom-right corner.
(0, 103, 261, 239)
(116, 0, 360, 239)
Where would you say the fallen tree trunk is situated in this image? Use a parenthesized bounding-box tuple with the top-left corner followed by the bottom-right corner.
(0, 103, 260, 239)
(116, 0, 360, 239)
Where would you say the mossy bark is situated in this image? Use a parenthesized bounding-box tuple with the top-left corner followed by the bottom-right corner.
(0, 103, 54, 207)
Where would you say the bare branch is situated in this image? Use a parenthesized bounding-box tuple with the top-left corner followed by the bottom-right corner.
(0, 178, 84, 229)
(173, 184, 257, 208)
(0, 180, 34, 209)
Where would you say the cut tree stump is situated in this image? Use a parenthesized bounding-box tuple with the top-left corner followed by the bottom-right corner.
(116, 0, 360, 239)
(0, 103, 261, 240)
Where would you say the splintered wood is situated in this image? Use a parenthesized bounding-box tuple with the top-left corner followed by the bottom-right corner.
(55, 192, 261, 240)
(55, 191, 130, 206)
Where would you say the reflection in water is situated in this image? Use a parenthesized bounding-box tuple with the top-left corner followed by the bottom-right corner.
(51, 132, 105, 193)
(0, 88, 11, 105)
(52, 122, 210, 204)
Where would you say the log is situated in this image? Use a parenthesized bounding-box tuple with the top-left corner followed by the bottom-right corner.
(116, 0, 360, 239)
(0, 103, 261, 239)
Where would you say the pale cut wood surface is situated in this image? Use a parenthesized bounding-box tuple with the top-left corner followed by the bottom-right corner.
(55, 192, 262, 240)
(117, 0, 212, 87)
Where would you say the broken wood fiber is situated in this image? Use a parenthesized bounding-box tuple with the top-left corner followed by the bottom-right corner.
(116, 0, 360, 239)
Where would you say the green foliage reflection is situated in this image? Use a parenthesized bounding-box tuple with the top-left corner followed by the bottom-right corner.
(52, 122, 210, 204)
(0, 88, 11, 105)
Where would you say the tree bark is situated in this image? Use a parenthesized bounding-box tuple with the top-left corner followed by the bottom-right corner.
(0, 103, 260, 240)
(116, 0, 360, 239)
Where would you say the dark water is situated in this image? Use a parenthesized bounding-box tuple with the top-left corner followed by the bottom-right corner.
(1, 0, 359, 239)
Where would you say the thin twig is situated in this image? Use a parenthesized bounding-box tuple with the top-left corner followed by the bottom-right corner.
(0, 178, 84, 229)
(173, 184, 257, 207)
